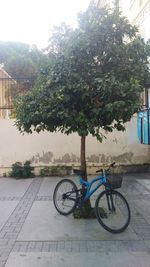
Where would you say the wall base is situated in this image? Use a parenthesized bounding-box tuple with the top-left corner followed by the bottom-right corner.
(0, 163, 150, 177)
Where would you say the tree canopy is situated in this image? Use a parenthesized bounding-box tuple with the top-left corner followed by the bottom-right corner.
(14, 6, 150, 142)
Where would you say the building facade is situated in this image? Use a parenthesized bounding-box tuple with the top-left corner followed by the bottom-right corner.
(128, 0, 150, 40)
(94, 0, 150, 40)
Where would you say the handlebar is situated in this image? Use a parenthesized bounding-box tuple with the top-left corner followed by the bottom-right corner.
(96, 162, 116, 173)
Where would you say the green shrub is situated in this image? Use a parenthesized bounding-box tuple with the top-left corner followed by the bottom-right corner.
(40, 166, 50, 177)
(39, 166, 72, 176)
(10, 161, 34, 179)
(39, 166, 59, 176)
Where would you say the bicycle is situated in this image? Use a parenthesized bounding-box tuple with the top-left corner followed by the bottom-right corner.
(53, 162, 131, 233)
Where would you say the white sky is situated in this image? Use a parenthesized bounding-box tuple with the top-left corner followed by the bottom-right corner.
(0, 0, 91, 48)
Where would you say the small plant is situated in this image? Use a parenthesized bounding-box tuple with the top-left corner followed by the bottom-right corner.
(22, 161, 34, 178)
(10, 161, 34, 179)
(40, 165, 72, 176)
(10, 162, 23, 178)
(40, 166, 50, 177)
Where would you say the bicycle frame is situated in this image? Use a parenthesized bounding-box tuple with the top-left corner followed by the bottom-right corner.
(79, 173, 106, 204)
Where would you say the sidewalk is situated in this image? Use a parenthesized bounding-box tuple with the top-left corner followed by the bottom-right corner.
(0, 172, 149, 266)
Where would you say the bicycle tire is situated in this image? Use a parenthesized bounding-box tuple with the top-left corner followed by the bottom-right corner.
(53, 179, 78, 215)
(95, 189, 131, 233)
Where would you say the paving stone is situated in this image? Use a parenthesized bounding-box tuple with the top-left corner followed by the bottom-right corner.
(0, 174, 149, 266)
(5, 251, 150, 267)
(17, 201, 138, 241)
(0, 178, 42, 265)
(0, 261, 6, 267)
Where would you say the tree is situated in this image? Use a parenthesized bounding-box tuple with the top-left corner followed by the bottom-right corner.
(0, 41, 50, 105)
(14, 5, 150, 213)
(0, 41, 49, 78)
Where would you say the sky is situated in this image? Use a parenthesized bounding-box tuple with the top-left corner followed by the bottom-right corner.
(0, 0, 91, 49)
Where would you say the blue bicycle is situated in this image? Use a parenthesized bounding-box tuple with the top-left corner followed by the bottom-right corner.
(53, 162, 131, 233)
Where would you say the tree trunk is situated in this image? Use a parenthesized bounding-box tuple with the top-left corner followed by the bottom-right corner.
(74, 136, 95, 218)
(81, 136, 87, 181)
(80, 136, 92, 215)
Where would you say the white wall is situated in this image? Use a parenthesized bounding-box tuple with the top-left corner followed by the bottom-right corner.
(0, 117, 149, 175)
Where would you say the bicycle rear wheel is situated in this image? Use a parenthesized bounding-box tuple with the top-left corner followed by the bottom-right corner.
(95, 190, 130, 233)
(53, 179, 78, 215)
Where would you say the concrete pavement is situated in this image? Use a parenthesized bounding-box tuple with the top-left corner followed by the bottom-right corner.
(0, 172, 149, 266)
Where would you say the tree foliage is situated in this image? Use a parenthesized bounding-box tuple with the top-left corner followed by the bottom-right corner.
(14, 6, 150, 142)
(0, 41, 49, 78)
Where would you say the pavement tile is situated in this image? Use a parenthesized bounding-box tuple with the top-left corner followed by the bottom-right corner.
(17, 201, 138, 241)
(4, 251, 150, 267)
(0, 174, 149, 266)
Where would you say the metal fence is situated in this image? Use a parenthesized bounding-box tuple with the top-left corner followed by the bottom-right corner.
(0, 77, 36, 119)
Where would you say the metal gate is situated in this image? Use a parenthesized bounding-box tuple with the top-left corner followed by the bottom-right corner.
(0, 75, 36, 119)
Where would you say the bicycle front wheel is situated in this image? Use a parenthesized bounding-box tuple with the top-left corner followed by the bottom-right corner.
(53, 179, 78, 215)
(95, 190, 131, 233)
